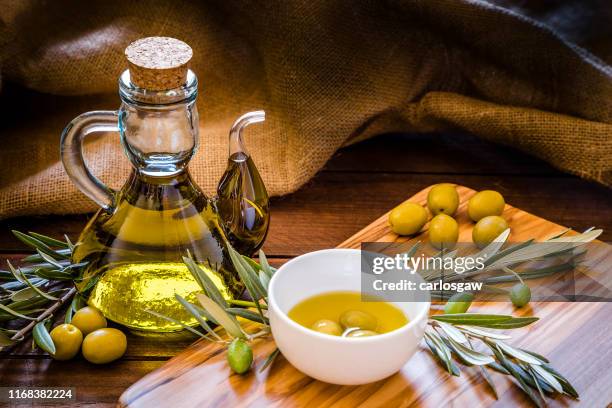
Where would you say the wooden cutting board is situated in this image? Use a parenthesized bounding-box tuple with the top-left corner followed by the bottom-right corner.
(119, 185, 612, 407)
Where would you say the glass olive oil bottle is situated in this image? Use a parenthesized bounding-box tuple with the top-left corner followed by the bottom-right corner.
(61, 37, 269, 332)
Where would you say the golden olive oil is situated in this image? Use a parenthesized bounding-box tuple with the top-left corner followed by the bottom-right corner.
(216, 152, 269, 254)
(72, 171, 244, 332)
(288, 291, 408, 334)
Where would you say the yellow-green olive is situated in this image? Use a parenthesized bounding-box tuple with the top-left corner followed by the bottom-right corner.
(444, 292, 474, 314)
(428, 214, 459, 249)
(339, 310, 378, 331)
(71, 306, 107, 336)
(227, 338, 253, 374)
(346, 329, 379, 338)
(388, 202, 428, 236)
(311, 319, 343, 336)
(472, 215, 509, 248)
(81, 328, 127, 364)
(468, 190, 505, 222)
(49, 324, 83, 361)
(427, 184, 459, 216)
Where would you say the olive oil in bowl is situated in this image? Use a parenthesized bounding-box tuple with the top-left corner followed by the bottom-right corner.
(288, 291, 409, 337)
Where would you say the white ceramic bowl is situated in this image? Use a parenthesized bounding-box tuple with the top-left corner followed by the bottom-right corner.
(268, 248, 430, 385)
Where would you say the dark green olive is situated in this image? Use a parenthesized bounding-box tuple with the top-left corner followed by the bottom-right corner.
(227, 338, 253, 374)
(510, 283, 531, 308)
(444, 292, 474, 314)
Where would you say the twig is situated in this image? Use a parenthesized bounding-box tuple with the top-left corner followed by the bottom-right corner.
(9, 287, 76, 343)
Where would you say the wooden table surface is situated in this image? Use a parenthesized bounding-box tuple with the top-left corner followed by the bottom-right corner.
(1, 131, 610, 406)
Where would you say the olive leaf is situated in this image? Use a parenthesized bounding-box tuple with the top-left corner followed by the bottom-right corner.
(22, 249, 72, 263)
(33, 320, 56, 355)
(492, 345, 545, 408)
(12, 231, 69, 260)
(228, 299, 267, 310)
(542, 364, 579, 398)
(227, 248, 267, 324)
(424, 331, 460, 376)
(492, 340, 543, 365)
(259, 347, 280, 372)
(456, 325, 511, 340)
(175, 294, 222, 341)
(229, 248, 268, 301)
(258, 270, 271, 291)
(29, 232, 70, 249)
(14, 266, 57, 301)
(443, 335, 494, 366)
(486, 229, 601, 270)
(432, 313, 538, 329)
(479, 364, 499, 399)
(226, 307, 269, 325)
(518, 348, 550, 364)
(531, 364, 563, 394)
(196, 294, 245, 339)
(183, 256, 227, 308)
(434, 321, 468, 344)
(0, 303, 36, 320)
(0, 332, 16, 347)
(35, 250, 65, 269)
(10, 285, 45, 302)
(145, 309, 212, 340)
(257, 250, 274, 278)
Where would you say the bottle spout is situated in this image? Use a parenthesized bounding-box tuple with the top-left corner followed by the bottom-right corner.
(229, 111, 265, 157)
(216, 111, 270, 255)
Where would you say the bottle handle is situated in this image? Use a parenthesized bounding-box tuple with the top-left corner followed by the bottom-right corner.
(60, 111, 119, 211)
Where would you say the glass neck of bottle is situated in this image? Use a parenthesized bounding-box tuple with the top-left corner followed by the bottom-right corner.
(118, 70, 199, 178)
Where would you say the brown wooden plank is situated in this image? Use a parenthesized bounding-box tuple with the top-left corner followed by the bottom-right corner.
(2, 173, 607, 256)
(0, 357, 164, 406)
(119, 185, 612, 407)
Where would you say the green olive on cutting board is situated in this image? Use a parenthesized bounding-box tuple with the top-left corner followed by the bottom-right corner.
(388, 202, 428, 235)
(468, 190, 505, 222)
(427, 184, 459, 216)
(429, 214, 459, 249)
(472, 215, 510, 248)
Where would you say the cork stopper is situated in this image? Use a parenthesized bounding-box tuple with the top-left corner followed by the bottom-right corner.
(125, 37, 193, 91)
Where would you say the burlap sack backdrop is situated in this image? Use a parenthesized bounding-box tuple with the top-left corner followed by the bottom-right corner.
(0, 1, 610, 219)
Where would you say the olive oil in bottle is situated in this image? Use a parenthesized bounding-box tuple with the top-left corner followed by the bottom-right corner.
(217, 152, 270, 255)
(72, 172, 243, 332)
(60, 37, 269, 332)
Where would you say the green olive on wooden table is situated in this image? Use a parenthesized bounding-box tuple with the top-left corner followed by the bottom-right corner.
(49, 324, 83, 361)
(428, 214, 459, 249)
(388, 202, 428, 235)
(71, 306, 107, 336)
(227, 338, 253, 374)
(444, 292, 474, 314)
(311, 319, 343, 336)
(472, 215, 509, 248)
(468, 190, 505, 222)
(427, 184, 459, 216)
(81, 328, 127, 364)
(510, 283, 531, 308)
(346, 329, 379, 338)
(339, 310, 378, 331)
